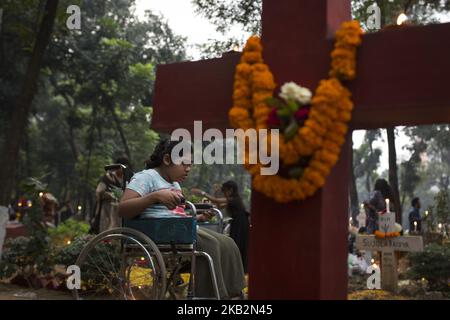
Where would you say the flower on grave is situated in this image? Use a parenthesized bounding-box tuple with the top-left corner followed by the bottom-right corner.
(267, 108, 281, 127)
(279, 82, 312, 105)
(294, 107, 310, 122)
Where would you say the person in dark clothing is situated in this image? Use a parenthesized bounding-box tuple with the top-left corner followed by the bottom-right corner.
(115, 156, 134, 189)
(58, 198, 75, 224)
(408, 197, 422, 233)
(191, 181, 250, 273)
(90, 156, 134, 234)
(363, 178, 394, 234)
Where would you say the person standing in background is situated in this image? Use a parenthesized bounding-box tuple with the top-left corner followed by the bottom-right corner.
(408, 197, 422, 233)
(192, 181, 250, 273)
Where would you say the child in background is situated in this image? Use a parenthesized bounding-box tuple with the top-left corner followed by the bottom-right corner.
(118, 138, 245, 299)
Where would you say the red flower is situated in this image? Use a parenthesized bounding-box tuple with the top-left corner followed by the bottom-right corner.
(267, 108, 281, 126)
(294, 107, 310, 121)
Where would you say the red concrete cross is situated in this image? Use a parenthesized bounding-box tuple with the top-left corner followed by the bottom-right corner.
(152, 0, 450, 299)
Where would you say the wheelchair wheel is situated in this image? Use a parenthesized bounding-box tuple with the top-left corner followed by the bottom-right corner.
(73, 228, 166, 300)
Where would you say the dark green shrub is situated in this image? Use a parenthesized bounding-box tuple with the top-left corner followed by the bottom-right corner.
(408, 243, 450, 292)
(48, 219, 90, 247)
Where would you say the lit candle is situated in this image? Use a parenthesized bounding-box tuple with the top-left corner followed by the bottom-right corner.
(385, 199, 390, 212)
(414, 221, 417, 232)
(425, 210, 429, 217)
(397, 13, 408, 25)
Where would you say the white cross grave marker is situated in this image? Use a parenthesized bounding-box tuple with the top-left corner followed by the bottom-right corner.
(356, 210, 423, 292)
(0, 206, 9, 260)
(357, 204, 366, 228)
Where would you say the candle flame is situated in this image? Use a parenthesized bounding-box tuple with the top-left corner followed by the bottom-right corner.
(397, 13, 408, 25)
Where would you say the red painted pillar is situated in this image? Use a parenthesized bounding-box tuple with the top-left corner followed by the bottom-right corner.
(248, 138, 351, 299)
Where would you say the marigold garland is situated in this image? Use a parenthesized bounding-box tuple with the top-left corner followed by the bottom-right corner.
(374, 230, 401, 239)
(229, 21, 363, 203)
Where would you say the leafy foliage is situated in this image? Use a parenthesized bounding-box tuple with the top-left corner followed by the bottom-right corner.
(0, 178, 53, 285)
(407, 243, 450, 291)
(0, 0, 187, 215)
(48, 219, 90, 247)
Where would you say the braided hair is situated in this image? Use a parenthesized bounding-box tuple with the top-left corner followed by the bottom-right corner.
(145, 138, 183, 169)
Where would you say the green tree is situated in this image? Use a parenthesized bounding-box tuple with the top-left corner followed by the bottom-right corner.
(192, 0, 450, 57)
(0, 0, 187, 216)
(399, 139, 426, 208)
(0, 0, 59, 205)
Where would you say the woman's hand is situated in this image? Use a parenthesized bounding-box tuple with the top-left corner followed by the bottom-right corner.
(153, 189, 182, 210)
(196, 211, 214, 222)
(102, 191, 115, 200)
(191, 188, 204, 196)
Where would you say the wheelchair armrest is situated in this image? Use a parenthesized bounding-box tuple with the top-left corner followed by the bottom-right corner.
(184, 200, 197, 218)
(191, 203, 214, 210)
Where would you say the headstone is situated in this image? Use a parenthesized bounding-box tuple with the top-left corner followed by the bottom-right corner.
(378, 211, 396, 233)
(357, 204, 366, 228)
(0, 206, 9, 259)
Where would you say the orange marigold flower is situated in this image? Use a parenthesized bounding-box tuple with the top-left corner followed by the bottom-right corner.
(242, 51, 263, 64)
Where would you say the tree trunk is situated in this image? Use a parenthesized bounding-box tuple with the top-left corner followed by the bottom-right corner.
(387, 127, 402, 224)
(24, 129, 32, 178)
(349, 139, 359, 225)
(49, 74, 79, 162)
(61, 94, 79, 161)
(365, 172, 371, 194)
(107, 100, 132, 162)
(0, 0, 59, 205)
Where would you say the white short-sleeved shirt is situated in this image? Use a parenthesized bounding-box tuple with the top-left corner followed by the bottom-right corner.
(126, 169, 181, 218)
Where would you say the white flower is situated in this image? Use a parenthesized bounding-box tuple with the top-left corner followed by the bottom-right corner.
(279, 82, 312, 105)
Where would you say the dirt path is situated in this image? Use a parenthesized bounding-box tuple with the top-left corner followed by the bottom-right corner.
(0, 283, 72, 300)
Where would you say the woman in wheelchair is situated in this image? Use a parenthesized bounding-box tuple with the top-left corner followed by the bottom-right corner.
(118, 138, 245, 299)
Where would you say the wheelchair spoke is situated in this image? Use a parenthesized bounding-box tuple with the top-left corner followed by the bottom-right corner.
(85, 253, 124, 295)
(73, 229, 168, 300)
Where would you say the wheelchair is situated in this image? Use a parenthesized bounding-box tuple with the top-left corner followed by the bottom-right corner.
(72, 201, 224, 300)
(194, 203, 228, 234)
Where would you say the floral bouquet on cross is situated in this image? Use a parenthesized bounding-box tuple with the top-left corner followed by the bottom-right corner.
(266, 82, 313, 178)
(229, 20, 363, 203)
